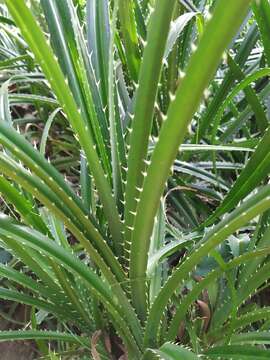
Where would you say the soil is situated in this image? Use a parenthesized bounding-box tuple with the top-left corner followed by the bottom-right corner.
(0, 303, 37, 359)
(0, 341, 36, 360)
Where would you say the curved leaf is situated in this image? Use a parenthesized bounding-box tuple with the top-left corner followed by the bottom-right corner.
(144, 185, 270, 347)
(130, 0, 252, 322)
(205, 345, 270, 359)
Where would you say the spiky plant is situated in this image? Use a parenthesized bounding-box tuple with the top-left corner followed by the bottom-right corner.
(0, 0, 270, 358)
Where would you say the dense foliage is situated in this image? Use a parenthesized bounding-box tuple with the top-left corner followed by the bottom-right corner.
(0, 0, 270, 358)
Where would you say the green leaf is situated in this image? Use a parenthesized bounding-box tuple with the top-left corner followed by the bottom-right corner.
(197, 22, 259, 139)
(204, 124, 270, 227)
(0, 122, 126, 286)
(108, 0, 124, 213)
(143, 343, 199, 360)
(210, 261, 270, 332)
(147, 236, 192, 277)
(252, 0, 270, 66)
(164, 12, 197, 59)
(0, 330, 89, 346)
(148, 202, 166, 304)
(86, 0, 110, 106)
(130, 0, 252, 323)
(0, 287, 61, 314)
(5, 0, 122, 248)
(205, 345, 270, 359)
(125, 0, 176, 254)
(39, 108, 61, 157)
(231, 332, 270, 345)
(118, 0, 141, 82)
(0, 176, 48, 233)
(0, 216, 142, 356)
(159, 343, 199, 360)
(144, 185, 270, 347)
(166, 247, 270, 342)
(211, 68, 270, 142)
(226, 53, 268, 132)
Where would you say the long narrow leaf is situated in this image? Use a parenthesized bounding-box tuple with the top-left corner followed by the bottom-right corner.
(130, 0, 252, 322)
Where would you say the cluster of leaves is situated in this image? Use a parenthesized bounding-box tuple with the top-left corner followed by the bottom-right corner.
(0, 0, 270, 358)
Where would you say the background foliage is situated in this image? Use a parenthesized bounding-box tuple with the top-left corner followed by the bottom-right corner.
(0, 0, 270, 359)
